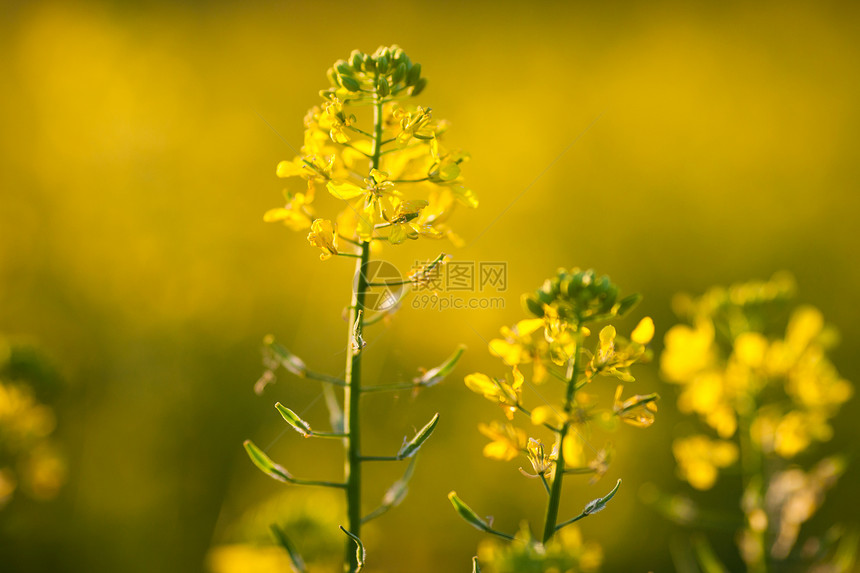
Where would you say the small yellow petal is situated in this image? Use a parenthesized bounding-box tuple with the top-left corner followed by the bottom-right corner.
(276, 159, 306, 178)
(327, 180, 366, 200)
(599, 325, 616, 346)
(263, 208, 289, 222)
(631, 317, 655, 345)
(531, 405, 559, 426)
(464, 373, 498, 398)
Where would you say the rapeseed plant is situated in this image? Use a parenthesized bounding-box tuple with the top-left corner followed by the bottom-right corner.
(450, 269, 658, 572)
(657, 274, 858, 572)
(243, 45, 474, 573)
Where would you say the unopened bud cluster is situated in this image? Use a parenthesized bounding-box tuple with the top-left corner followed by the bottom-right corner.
(324, 45, 426, 99)
(523, 268, 641, 326)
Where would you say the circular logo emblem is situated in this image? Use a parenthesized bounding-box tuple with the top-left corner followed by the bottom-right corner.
(356, 260, 404, 311)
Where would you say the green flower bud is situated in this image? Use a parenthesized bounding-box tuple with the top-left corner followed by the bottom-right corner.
(339, 74, 361, 92)
(406, 63, 422, 86)
(523, 294, 545, 317)
(411, 77, 427, 96)
(615, 293, 643, 317)
(362, 55, 376, 73)
(326, 67, 338, 86)
(349, 50, 364, 70)
(391, 62, 407, 84)
(334, 59, 352, 76)
(377, 76, 390, 97)
(377, 54, 390, 74)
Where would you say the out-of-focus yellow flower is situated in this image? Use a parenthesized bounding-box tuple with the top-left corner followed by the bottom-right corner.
(0, 468, 16, 507)
(752, 409, 832, 458)
(631, 316, 655, 345)
(306, 219, 338, 260)
(0, 380, 65, 506)
(262, 192, 315, 231)
(478, 421, 527, 461)
(0, 382, 56, 443)
(673, 434, 738, 490)
(563, 430, 586, 468)
(676, 371, 737, 438)
(661, 321, 717, 384)
(530, 404, 564, 428)
(477, 523, 602, 573)
(488, 319, 549, 383)
(22, 445, 65, 500)
(208, 544, 296, 573)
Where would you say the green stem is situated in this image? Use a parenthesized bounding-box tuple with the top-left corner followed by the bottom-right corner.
(554, 512, 587, 531)
(738, 407, 768, 573)
(342, 82, 385, 573)
(541, 333, 582, 544)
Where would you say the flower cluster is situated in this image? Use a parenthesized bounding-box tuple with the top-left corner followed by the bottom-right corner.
(662, 274, 852, 488)
(466, 269, 657, 477)
(660, 274, 856, 571)
(263, 45, 477, 259)
(0, 336, 65, 507)
(453, 269, 658, 570)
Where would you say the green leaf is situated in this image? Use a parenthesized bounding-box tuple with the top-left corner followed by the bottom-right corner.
(327, 180, 365, 200)
(414, 345, 466, 387)
(339, 526, 366, 572)
(243, 440, 292, 483)
(269, 524, 307, 573)
(275, 403, 312, 437)
(448, 491, 491, 532)
(583, 479, 621, 515)
(397, 413, 440, 459)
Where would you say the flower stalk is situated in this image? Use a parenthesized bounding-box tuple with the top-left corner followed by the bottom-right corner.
(247, 45, 473, 573)
(541, 331, 582, 543)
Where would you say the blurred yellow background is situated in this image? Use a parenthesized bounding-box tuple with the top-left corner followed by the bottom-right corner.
(2, 1, 859, 571)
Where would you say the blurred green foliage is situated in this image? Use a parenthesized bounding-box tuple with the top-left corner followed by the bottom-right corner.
(1, 1, 859, 571)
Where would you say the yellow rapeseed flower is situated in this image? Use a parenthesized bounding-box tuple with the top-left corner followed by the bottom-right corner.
(306, 219, 338, 260)
(478, 421, 527, 461)
(673, 434, 738, 490)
